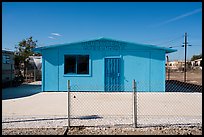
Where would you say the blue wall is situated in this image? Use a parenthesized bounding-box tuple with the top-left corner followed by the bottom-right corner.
(41, 40, 166, 92)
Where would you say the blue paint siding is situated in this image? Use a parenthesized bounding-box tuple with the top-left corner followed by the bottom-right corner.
(123, 51, 150, 91)
(43, 48, 59, 91)
(150, 51, 166, 92)
(40, 39, 172, 92)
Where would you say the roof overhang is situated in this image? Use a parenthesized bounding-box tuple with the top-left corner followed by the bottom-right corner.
(33, 37, 177, 54)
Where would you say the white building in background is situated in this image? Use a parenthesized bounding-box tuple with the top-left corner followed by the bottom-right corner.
(27, 56, 42, 70)
(2, 50, 15, 84)
(25, 56, 42, 81)
(165, 60, 192, 72)
(191, 58, 202, 69)
(166, 60, 188, 70)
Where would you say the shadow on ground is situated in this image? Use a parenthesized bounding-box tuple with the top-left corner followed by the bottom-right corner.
(165, 80, 202, 92)
(2, 115, 103, 123)
(2, 84, 42, 100)
(2, 80, 202, 100)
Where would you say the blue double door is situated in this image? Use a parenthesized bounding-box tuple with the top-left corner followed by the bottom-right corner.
(105, 58, 122, 91)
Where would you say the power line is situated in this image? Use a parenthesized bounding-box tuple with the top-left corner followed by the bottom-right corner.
(169, 46, 183, 48)
(190, 45, 201, 46)
(139, 33, 184, 44)
(169, 45, 201, 49)
(156, 36, 183, 45)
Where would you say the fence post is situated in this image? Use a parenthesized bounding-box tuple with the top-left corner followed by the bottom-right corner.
(133, 79, 137, 128)
(67, 80, 71, 128)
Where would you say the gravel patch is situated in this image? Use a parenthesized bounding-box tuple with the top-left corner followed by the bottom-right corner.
(2, 115, 202, 129)
(2, 128, 66, 135)
(2, 115, 68, 128)
(66, 125, 202, 135)
(2, 125, 202, 135)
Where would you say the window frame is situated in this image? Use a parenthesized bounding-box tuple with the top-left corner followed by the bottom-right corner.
(64, 54, 91, 77)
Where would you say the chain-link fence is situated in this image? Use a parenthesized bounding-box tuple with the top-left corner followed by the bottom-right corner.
(165, 66, 202, 85)
(165, 80, 202, 92)
(2, 82, 68, 129)
(67, 80, 202, 128)
(69, 91, 134, 127)
(136, 92, 202, 127)
(2, 78, 202, 129)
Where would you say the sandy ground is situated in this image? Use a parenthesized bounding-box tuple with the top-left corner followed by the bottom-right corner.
(2, 82, 202, 128)
(166, 69, 202, 85)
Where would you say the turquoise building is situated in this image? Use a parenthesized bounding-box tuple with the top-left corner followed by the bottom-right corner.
(34, 37, 176, 92)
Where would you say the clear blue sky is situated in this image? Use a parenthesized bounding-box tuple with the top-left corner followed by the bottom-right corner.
(2, 2, 202, 61)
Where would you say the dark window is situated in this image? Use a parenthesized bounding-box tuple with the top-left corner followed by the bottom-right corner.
(64, 55, 89, 74)
(64, 56, 76, 74)
(77, 55, 89, 74)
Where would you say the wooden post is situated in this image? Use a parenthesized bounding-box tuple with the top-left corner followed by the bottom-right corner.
(133, 79, 137, 128)
(184, 32, 187, 83)
(67, 80, 70, 128)
(34, 65, 36, 82)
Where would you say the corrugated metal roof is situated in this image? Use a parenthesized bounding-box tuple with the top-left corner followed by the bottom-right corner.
(33, 37, 177, 53)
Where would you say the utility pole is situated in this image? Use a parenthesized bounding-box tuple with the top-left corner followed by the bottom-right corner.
(183, 32, 187, 83)
(166, 55, 170, 80)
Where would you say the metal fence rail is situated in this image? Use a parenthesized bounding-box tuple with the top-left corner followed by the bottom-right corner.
(2, 79, 201, 129)
(67, 80, 202, 128)
(68, 91, 134, 127)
